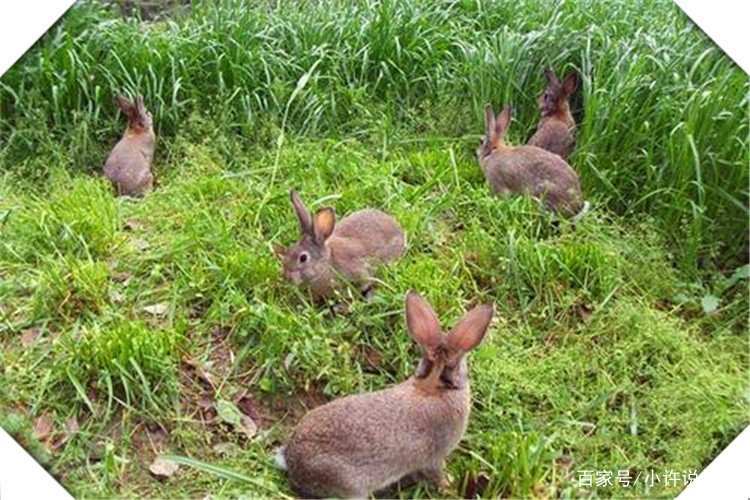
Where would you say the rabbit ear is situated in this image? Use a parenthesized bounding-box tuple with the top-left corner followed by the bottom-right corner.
(446, 304, 493, 354)
(562, 72, 579, 96)
(405, 291, 442, 351)
(495, 105, 511, 137)
(544, 66, 559, 86)
(290, 190, 313, 236)
(134, 95, 146, 116)
(115, 95, 136, 118)
(483, 103, 496, 139)
(313, 207, 335, 245)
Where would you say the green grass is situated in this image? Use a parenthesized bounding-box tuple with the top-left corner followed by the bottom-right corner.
(1, 1, 748, 498)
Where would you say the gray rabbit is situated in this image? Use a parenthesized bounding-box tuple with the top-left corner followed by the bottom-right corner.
(528, 67, 579, 161)
(103, 95, 155, 197)
(477, 104, 587, 217)
(275, 191, 406, 299)
(276, 291, 494, 497)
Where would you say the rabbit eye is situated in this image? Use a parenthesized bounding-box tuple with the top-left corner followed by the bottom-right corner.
(298, 252, 308, 263)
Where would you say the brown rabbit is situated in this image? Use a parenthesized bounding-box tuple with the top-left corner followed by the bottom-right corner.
(103, 95, 156, 197)
(528, 67, 579, 161)
(276, 291, 494, 498)
(476, 104, 586, 217)
(276, 190, 406, 299)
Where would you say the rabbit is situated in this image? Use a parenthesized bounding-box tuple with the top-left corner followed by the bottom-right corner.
(528, 67, 579, 161)
(102, 95, 156, 197)
(476, 103, 587, 217)
(275, 190, 406, 299)
(275, 291, 494, 498)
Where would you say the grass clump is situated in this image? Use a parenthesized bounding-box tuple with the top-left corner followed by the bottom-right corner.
(1, 176, 119, 263)
(55, 319, 184, 416)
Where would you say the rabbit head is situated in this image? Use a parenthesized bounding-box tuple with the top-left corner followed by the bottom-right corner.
(116, 95, 153, 135)
(277, 190, 336, 287)
(476, 104, 512, 161)
(538, 67, 578, 117)
(406, 291, 493, 392)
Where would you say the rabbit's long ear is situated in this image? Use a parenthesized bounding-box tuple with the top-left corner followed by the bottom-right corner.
(405, 291, 442, 351)
(134, 95, 146, 116)
(543, 66, 559, 86)
(115, 95, 136, 119)
(313, 207, 335, 245)
(290, 190, 313, 235)
(495, 105, 511, 137)
(484, 104, 496, 140)
(562, 72, 579, 96)
(446, 303, 493, 354)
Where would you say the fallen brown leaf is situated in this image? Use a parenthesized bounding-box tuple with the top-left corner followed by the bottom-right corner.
(33, 413, 54, 441)
(65, 416, 80, 435)
(236, 394, 261, 422)
(143, 303, 169, 316)
(112, 271, 133, 283)
(50, 415, 81, 451)
(182, 357, 215, 389)
(21, 327, 41, 347)
(149, 455, 179, 479)
(462, 471, 490, 498)
(123, 218, 144, 231)
(239, 415, 257, 439)
(573, 303, 594, 323)
(131, 238, 151, 251)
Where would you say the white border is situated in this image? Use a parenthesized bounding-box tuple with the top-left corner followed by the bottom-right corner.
(677, 425, 750, 499)
(674, 0, 750, 74)
(0, 429, 73, 499)
(0, 0, 76, 77)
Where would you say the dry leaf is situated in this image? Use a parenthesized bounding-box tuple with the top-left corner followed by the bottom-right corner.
(50, 416, 80, 451)
(573, 303, 594, 323)
(112, 271, 133, 283)
(131, 238, 151, 251)
(236, 394, 261, 422)
(33, 413, 53, 441)
(109, 291, 125, 303)
(21, 327, 41, 347)
(65, 416, 80, 435)
(463, 472, 490, 498)
(143, 303, 169, 316)
(123, 218, 144, 231)
(149, 456, 179, 478)
(182, 357, 215, 388)
(239, 415, 257, 439)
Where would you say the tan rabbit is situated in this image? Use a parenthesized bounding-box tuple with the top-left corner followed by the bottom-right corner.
(275, 291, 494, 498)
(528, 67, 579, 161)
(103, 95, 156, 197)
(275, 190, 406, 299)
(477, 104, 586, 217)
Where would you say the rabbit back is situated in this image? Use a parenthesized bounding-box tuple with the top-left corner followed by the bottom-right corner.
(103, 136, 155, 196)
(331, 208, 406, 266)
(481, 146, 582, 215)
(285, 379, 468, 497)
(529, 118, 576, 161)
